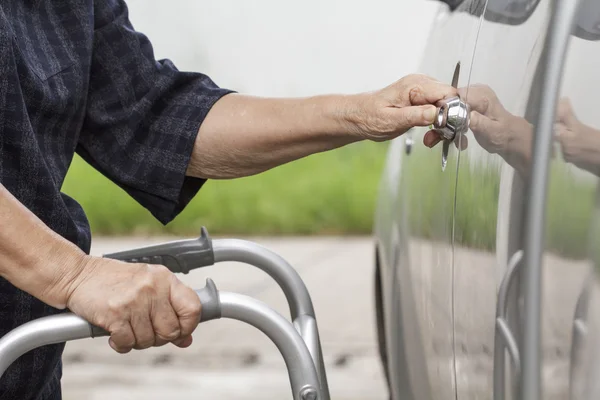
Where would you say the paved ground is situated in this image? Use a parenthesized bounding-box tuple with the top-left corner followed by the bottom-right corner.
(61, 236, 388, 400)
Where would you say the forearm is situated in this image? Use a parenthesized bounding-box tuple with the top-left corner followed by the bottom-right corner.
(0, 184, 85, 308)
(186, 93, 362, 179)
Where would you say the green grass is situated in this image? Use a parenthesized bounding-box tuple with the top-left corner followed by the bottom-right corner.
(545, 163, 596, 258)
(63, 138, 598, 259)
(62, 141, 389, 236)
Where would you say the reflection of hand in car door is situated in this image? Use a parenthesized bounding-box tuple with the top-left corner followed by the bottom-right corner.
(555, 98, 600, 176)
(423, 84, 533, 175)
(424, 84, 600, 178)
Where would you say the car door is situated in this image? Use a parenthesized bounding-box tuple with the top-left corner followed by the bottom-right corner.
(449, 0, 553, 398)
(452, 0, 600, 399)
(536, 2, 600, 398)
(377, 2, 486, 398)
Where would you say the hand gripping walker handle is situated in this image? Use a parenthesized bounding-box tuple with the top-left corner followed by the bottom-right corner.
(0, 279, 322, 400)
(104, 228, 328, 399)
(88, 277, 222, 337)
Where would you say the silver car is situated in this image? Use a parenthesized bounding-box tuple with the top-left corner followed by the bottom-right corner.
(372, 0, 600, 399)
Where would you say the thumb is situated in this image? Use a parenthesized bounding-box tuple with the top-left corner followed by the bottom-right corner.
(392, 105, 438, 131)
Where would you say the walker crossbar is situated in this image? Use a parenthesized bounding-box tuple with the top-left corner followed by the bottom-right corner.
(0, 279, 323, 400)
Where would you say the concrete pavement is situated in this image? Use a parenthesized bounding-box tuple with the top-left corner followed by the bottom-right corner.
(61, 236, 388, 400)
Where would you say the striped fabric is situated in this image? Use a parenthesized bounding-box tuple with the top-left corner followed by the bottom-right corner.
(0, 1, 232, 398)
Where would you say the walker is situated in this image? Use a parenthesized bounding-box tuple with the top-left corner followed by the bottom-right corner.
(0, 227, 330, 400)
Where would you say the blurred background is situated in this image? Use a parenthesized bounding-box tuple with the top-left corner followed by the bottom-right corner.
(63, 0, 438, 238)
(61, 1, 439, 399)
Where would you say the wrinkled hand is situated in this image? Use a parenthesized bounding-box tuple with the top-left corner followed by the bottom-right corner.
(348, 74, 457, 141)
(65, 257, 201, 354)
(555, 98, 600, 173)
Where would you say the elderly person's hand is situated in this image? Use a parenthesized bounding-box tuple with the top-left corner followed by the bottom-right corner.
(64, 257, 201, 353)
(346, 74, 458, 142)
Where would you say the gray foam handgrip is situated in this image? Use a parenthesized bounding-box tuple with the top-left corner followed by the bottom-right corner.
(89, 278, 221, 338)
(103, 227, 214, 274)
(197, 278, 221, 322)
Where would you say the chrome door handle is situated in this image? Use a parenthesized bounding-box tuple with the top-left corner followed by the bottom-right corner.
(433, 97, 470, 142)
(431, 62, 470, 171)
(493, 250, 524, 400)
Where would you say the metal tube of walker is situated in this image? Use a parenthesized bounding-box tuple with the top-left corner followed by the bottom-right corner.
(219, 292, 321, 400)
(0, 283, 322, 400)
(493, 250, 523, 400)
(104, 231, 330, 398)
(212, 239, 329, 399)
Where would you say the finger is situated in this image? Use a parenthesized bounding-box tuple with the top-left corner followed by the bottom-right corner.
(151, 280, 182, 346)
(151, 300, 181, 347)
(172, 335, 194, 349)
(409, 82, 458, 106)
(389, 105, 439, 133)
(170, 279, 202, 338)
(131, 309, 156, 350)
(461, 85, 496, 116)
(108, 321, 136, 354)
(469, 110, 499, 134)
(424, 130, 443, 148)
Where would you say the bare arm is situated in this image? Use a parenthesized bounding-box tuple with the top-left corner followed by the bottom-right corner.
(187, 75, 457, 179)
(0, 184, 201, 353)
(0, 184, 83, 308)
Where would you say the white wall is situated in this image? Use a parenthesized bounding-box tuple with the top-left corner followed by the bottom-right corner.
(125, 0, 439, 97)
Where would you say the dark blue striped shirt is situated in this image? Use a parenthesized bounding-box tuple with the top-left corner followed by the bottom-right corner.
(0, 1, 231, 398)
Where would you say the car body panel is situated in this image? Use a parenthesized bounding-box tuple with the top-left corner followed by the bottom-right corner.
(451, 1, 552, 398)
(374, 1, 486, 398)
(537, 7, 600, 397)
(374, 0, 600, 398)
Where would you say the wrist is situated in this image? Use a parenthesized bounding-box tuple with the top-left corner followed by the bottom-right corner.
(19, 234, 89, 310)
(43, 239, 90, 309)
(325, 93, 368, 140)
(0, 185, 90, 309)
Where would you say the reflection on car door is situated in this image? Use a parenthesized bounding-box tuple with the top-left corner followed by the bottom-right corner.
(381, 2, 486, 398)
(538, 3, 600, 398)
(452, 0, 600, 398)
(450, 0, 552, 398)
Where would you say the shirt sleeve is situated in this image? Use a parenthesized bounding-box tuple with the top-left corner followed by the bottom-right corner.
(77, 0, 234, 225)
